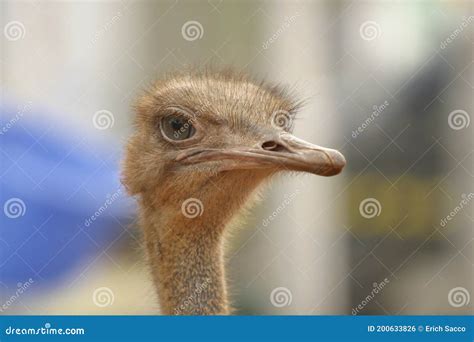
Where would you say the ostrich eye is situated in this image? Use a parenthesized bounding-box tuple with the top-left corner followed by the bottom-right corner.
(160, 115, 196, 141)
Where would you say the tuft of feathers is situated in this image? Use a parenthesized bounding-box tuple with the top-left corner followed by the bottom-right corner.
(133, 66, 304, 132)
(122, 67, 307, 315)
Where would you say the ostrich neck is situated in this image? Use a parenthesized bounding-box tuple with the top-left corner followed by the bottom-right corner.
(141, 197, 232, 315)
(140, 171, 268, 315)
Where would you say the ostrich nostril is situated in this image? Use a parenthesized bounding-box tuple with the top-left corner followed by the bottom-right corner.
(261, 141, 287, 152)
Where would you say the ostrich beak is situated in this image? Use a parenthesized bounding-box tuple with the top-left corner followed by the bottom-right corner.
(176, 132, 345, 176)
(261, 132, 346, 176)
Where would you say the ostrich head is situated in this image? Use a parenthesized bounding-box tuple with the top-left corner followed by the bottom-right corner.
(122, 69, 345, 315)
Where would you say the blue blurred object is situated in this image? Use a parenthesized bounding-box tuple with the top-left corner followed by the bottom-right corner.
(0, 101, 135, 298)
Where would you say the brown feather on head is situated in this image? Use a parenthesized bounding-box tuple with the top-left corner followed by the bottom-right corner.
(123, 68, 344, 196)
(122, 68, 345, 315)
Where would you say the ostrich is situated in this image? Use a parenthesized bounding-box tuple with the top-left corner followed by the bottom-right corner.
(122, 69, 345, 315)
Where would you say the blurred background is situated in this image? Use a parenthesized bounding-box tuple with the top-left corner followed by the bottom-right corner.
(0, 0, 472, 315)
